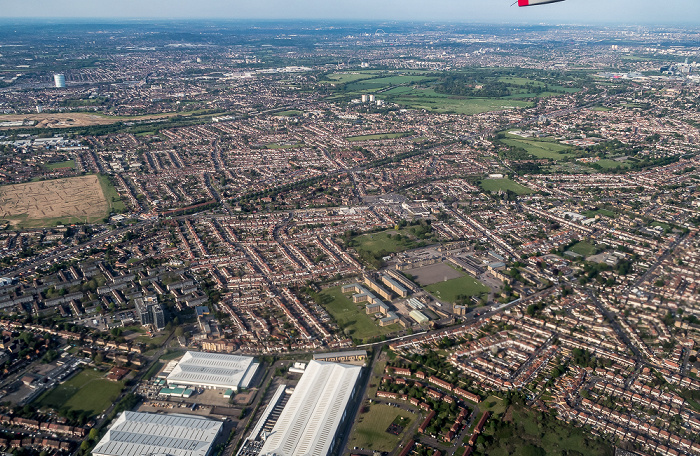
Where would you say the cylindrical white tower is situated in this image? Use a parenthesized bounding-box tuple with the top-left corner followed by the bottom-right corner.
(361, 94, 369, 103)
(368, 94, 376, 102)
(53, 74, 65, 88)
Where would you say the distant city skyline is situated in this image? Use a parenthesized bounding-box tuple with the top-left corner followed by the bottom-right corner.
(1, 0, 699, 24)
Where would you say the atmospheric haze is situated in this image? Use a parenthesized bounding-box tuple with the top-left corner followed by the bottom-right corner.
(1, 0, 699, 24)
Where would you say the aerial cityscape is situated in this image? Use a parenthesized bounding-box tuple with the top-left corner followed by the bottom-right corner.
(0, 9, 698, 456)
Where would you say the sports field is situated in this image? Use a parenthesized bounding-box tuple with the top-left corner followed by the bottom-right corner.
(501, 137, 573, 159)
(352, 229, 422, 256)
(570, 241, 598, 256)
(583, 208, 616, 218)
(480, 178, 533, 195)
(594, 158, 631, 169)
(393, 95, 532, 115)
(316, 286, 400, 342)
(0, 174, 110, 227)
(425, 273, 489, 303)
(408, 262, 463, 286)
(35, 368, 125, 416)
(45, 160, 76, 170)
(348, 403, 414, 452)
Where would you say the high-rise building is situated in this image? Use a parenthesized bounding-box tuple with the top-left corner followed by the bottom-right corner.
(53, 73, 65, 88)
(135, 296, 165, 330)
(152, 304, 166, 330)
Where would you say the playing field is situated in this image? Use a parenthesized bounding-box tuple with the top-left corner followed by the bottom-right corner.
(0, 175, 110, 227)
(316, 286, 400, 342)
(392, 95, 532, 115)
(45, 160, 76, 170)
(480, 178, 533, 195)
(501, 137, 573, 159)
(348, 403, 414, 452)
(407, 262, 464, 286)
(425, 274, 489, 303)
(35, 368, 125, 416)
(352, 229, 420, 256)
(570, 241, 598, 256)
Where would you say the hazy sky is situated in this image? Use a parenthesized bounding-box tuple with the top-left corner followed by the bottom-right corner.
(1, 0, 699, 24)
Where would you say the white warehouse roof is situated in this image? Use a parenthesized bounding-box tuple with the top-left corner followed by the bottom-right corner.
(259, 360, 362, 456)
(92, 411, 223, 456)
(166, 351, 258, 391)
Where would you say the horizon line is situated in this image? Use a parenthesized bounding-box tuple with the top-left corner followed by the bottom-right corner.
(0, 17, 698, 27)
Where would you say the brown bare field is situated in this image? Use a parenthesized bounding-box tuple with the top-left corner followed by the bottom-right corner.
(406, 262, 463, 286)
(0, 112, 176, 129)
(0, 175, 108, 227)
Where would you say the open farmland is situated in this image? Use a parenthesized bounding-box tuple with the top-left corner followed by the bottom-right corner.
(0, 175, 109, 227)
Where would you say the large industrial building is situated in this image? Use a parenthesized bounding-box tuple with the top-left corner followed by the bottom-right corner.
(258, 360, 362, 456)
(92, 411, 223, 456)
(166, 351, 258, 391)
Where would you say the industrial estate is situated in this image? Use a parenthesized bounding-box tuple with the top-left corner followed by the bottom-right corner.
(0, 18, 698, 456)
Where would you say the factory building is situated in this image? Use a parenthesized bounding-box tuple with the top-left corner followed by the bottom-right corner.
(259, 360, 362, 456)
(92, 411, 223, 456)
(166, 351, 258, 391)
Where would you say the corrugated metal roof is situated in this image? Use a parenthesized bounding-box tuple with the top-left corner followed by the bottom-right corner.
(92, 411, 223, 456)
(166, 351, 257, 390)
(259, 360, 362, 456)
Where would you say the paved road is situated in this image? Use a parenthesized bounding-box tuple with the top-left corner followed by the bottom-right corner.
(631, 231, 688, 289)
(3, 220, 154, 278)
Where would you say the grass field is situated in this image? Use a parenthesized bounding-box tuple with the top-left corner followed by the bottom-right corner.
(480, 178, 533, 195)
(45, 160, 76, 170)
(482, 406, 613, 456)
(35, 368, 125, 416)
(501, 137, 573, 160)
(424, 273, 489, 304)
(570, 241, 598, 256)
(593, 158, 631, 170)
(480, 395, 507, 414)
(97, 174, 126, 213)
(346, 131, 413, 142)
(135, 331, 170, 346)
(583, 208, 616, 218)
(352, 228, 425, 256)
(160, 349, 186, 361)
(273, 110, 303, 117)
(316, 286, 400, 342)
(326, 71, 535, 115)
(348, 403, 414, 452)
